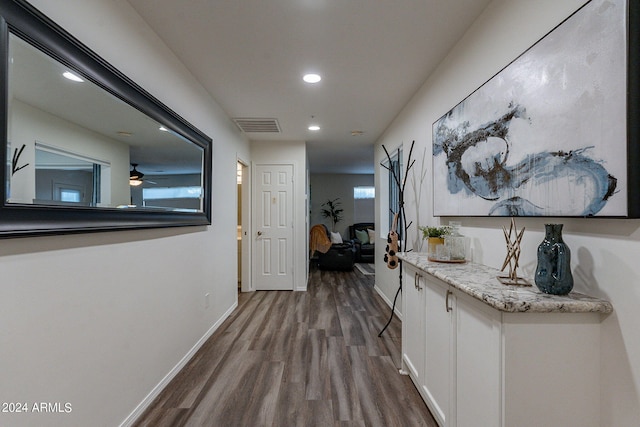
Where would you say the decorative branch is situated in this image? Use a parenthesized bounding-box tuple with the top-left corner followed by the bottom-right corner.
(12, 144, 29, 175)
(497, 217, 531, 286)
(379, 140, 417, 337)
(410, 147, 429, 252)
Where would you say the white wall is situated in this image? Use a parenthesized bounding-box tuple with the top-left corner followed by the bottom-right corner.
(310, 173, 374, 238)
(0, 1, 250, 426)
(251, 140, 308, 291)
(375, 0, 640, 424)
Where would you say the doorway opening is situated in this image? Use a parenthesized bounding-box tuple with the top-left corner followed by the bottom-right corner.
(237, 159, 251, 292)
(237, 162, 243, 291)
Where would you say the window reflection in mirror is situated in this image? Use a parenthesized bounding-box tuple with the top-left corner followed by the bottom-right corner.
(34, 143, 110, 207)
(6, 33, 204, 212)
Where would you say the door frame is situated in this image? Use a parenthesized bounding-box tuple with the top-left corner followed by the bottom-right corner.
(237, 157, 252, 292)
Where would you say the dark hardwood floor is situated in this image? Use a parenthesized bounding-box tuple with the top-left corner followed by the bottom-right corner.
(133, 266, 437, 427)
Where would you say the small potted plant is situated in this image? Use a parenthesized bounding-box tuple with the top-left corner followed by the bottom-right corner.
(419, 225, 450, 260)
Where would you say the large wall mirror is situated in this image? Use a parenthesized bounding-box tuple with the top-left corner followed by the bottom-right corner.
(0, 0, 212, 237)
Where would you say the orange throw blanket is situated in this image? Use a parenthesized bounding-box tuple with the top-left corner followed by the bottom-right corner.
(309, 224, 332, 255)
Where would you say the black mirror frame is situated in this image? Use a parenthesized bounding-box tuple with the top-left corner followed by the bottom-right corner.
(0, 0, 212, 238)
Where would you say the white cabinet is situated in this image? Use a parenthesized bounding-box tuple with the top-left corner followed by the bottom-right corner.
(419, 269, 501, 427)
(453, 287, 501, 427)
(401, 266, 426, 387)
(423, 273, 452, 426)
(402, 267, 453, 425)
(402, 262, 602, 427)
(403, 264, 457, 426)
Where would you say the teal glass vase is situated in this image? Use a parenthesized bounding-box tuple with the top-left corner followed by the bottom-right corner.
(534, 224, 573, 295)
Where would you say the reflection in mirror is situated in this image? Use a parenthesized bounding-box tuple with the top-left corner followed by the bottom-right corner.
(34, 143, 110, 207)
(7, 33, 204, 212)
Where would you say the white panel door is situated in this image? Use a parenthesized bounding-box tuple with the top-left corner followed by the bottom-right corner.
(253, 164, 294, 290)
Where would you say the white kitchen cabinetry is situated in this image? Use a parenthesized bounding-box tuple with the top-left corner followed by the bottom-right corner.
(404, 264, 501, 427)
(452, 284, 502, 427)
(422, 271, 453, 426)
(400, 255, 612, 427)
(401, 266, 426, 386)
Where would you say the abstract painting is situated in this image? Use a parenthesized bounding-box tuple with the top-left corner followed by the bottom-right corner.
(432, 0, 629, 217)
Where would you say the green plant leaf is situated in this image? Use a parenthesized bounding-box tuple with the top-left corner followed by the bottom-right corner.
(419, 225, 451, 238)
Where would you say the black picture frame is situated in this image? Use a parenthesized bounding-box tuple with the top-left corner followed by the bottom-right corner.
(627, 0, 640, 217)
(0, 0, 213, 237)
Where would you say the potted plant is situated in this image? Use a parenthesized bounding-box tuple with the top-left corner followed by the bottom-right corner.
(419, 225, 450, 260)
(320, 198, 344, 232)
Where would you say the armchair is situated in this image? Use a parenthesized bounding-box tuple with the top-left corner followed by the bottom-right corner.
(349, 222, 375, 263)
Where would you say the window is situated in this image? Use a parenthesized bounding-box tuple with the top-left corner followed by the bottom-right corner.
(353, 186, 375, 223)
(142, 186, 202, 212)
(354, 186, 375, 199)
(59, 188, 81, 203)
(34, 143, 108, 207)
(384, 149, 403, 233)
(143, 186, 202, 200)
(52, 182, 86, 205)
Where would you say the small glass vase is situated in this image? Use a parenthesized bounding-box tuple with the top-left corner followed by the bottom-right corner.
(427, 237, 445, 261)
(534, 224, 573, 295)
(444, 221, 466, 261)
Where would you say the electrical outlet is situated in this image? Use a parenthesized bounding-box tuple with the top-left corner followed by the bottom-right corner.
(204, 292, 210, 309)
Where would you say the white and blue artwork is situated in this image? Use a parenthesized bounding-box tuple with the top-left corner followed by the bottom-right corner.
(432, 0, 627, 217)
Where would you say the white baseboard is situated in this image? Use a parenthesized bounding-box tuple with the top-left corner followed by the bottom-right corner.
(119, 301, 238, 427)
(373, 283, 403, 321)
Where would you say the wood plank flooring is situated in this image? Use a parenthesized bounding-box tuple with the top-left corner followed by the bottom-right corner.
(133, 266, 437, 427)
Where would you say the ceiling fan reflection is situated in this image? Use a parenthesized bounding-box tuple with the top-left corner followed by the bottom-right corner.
(129, 163, 157, 186)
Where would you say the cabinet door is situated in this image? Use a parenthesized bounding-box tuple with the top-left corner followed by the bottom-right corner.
(424, 277, 453, 426)
(402, 266, 426, 386)
(455, 291, 501, 427)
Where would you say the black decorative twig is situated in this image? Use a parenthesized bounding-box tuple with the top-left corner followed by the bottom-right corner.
(12, 144, 29, 175)
(410, 147, 429, 251)
(379, 140, 417, 337)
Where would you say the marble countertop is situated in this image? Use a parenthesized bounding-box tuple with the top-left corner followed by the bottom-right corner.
(398, 252, 613, 314)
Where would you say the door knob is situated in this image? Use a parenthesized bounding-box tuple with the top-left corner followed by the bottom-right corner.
(257, 231, 263, 236)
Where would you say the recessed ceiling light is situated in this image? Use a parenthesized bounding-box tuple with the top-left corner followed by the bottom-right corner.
(303, 73, 321, 83)
(351, 130, 365, 136)
(159, 126, 169, 132)
(308, 125, 320, 131)
(63, 71, 83, 82)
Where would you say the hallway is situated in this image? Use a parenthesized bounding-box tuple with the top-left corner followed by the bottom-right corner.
(134, 267, 436, 426)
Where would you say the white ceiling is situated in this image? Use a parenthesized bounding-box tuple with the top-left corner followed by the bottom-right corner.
(127, 0, 492, 174)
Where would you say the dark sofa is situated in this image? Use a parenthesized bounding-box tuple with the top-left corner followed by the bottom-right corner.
(317, 224, 356, 271)
(349, 222, 375, 263)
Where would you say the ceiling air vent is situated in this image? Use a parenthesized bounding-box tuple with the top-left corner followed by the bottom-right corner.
(233, 118, 281, 133)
